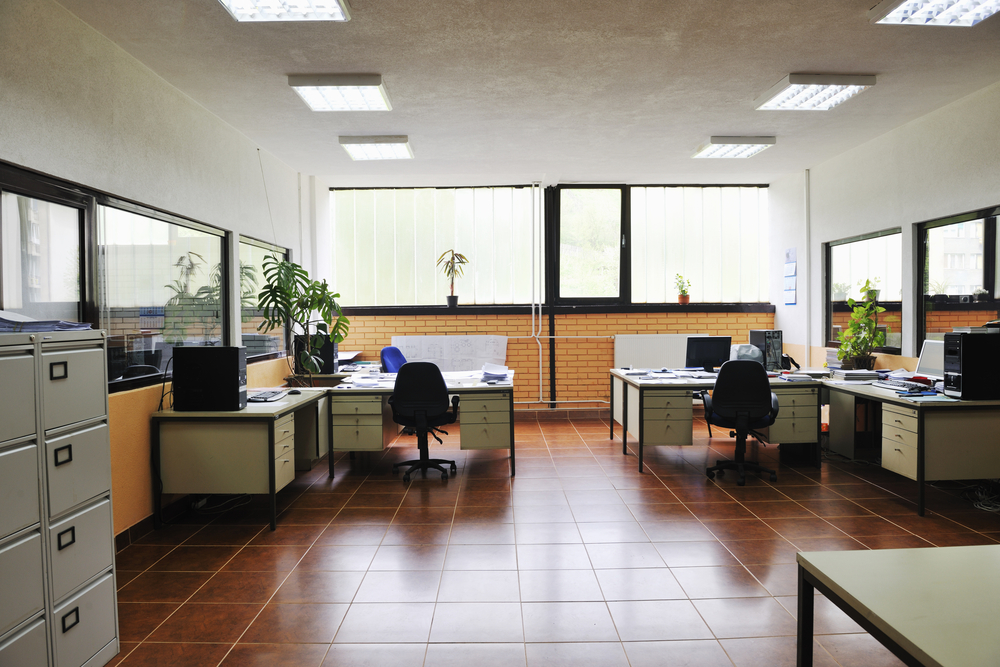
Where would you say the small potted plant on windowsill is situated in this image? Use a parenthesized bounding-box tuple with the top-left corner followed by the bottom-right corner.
(832, 282, 850, 301)
(974, 288, 990, 302)
(836, 278, 886, 371)
(437, 249, 469, 308)
(675, 274, 691, 305)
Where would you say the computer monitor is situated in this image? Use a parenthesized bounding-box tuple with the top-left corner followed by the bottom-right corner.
(685, 336, 732, 372)
(915, 339, 944, 380)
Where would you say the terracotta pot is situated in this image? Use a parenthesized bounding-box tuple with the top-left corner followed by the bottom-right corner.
(678, 294, 690, 305)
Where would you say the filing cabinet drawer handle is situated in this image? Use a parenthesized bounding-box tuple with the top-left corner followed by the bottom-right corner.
(57, 526, 76, 550)
(50, 360, 68, 380)
(895, 448, 902, 453)
(61, 607, 80, 633)
(54, 444, 73, 467)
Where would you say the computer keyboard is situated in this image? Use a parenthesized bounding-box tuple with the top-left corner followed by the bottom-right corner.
(871, 379, 932, 393)
(248, 390, 287, 403)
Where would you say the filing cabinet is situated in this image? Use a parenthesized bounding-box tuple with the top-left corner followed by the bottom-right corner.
(0, 331, 118, 667)
(459, 391, 512, 450)
(767, 387, 820, 444)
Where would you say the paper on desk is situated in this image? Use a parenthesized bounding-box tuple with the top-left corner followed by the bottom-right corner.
(904, 394, 958, 402)
(827, 380, 874, 385)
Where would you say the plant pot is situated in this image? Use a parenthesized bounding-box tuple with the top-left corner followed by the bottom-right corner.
(833, 292, 847, 301)
(839, 357, 854, 370)
(931, 294, 949, 304)
(678, 294, 690, 305)
(852, 355, 877, 371)
(293, 335, 338, 374)
(975, 293, 990, 302)
(446, 295, 459, 308)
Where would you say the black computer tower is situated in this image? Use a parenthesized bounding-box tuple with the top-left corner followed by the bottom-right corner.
(943, 333, 1000, 400)
(172, 346, 247, 411)
(293, 335, 338, 374)
(749, 330, 783, 371)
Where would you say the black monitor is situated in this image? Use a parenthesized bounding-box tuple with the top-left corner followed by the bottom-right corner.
(685, 336, 732, 372)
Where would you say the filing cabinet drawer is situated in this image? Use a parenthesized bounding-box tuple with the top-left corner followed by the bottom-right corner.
(460, 396, 511, 415)
(0, 618, 48, 667)
(41, 347, 106, 431)
(0, 532, 44, 637)
(0, 351, 35, 444)
(52, 573, 116, 667)
(275, 454, 295, 491)
(776, 405, 818, 421)
(275, 413, 295, 440)
(642, 392, 692, 409)
(767, 417, 817, 444)
(0, 443, 40, 537)
(460, 410, 511, 426)
(883, 404, 918, 433)
(273, 434, 294, 461)
(331, 396, 383, 416)
(772, 388, 818, 408)
(331, 414, 384, 428)
(643, 407, 693, 422)
(642, 419, 693, 446)
(882, 423, 918, 450)
(45, 423, 111, 517)
(48, 498, 113, 603)
(332, 424, 384, 451)
(882, 439, 917, 480)
(460, 423, 512, 450)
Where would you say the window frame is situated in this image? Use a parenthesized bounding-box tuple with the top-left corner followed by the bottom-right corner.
(239, 235, 290, 362)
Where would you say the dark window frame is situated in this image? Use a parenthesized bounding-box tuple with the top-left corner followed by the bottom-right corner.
(239, 235, 290, 362)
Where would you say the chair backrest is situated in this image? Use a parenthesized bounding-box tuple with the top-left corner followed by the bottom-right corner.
(709, 360, 774, 421)
(390, 362, 450, 419)
(381, 346, 407, 373)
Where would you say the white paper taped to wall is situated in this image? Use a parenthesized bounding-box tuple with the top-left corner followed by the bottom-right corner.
(391, 335, 508, 372)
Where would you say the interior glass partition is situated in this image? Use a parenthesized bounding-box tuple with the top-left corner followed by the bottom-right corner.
(239, 238, 287, 360)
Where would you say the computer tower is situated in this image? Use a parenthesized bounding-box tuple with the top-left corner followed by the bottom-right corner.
(749, 330, 783, 371)
(943, 333, 1000, 400)
(172, 346, 247, 411)
(293, 335, 338, 374)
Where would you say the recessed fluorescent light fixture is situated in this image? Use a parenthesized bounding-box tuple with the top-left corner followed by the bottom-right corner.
(217, 0, 350, 22)
(339, 136, 413, 160)
(869, 0, 1000, 25)
(692, 137, 776, 159)
(288, 75, 391, 111)
(755, 74, 876, 111)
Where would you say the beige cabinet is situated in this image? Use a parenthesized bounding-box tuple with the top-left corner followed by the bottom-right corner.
(767, 387, 820, 444)
(460, 391, 512, 450)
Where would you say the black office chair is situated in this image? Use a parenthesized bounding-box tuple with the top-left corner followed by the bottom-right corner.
(389, 362, 459, 482)
(704, 360, 779, 486)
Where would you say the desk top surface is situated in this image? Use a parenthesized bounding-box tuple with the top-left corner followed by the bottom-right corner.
(823, 380, 1000, 409)
(331, 370, 514, 394)
(153, 388, 326, 419)
(798, 545, 1000, 667)
(610, 368, 823, 389)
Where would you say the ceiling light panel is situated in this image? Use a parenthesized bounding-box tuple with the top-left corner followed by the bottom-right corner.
(869, 0, 1000, 26)
(288, 75, 391, 111)
(218, 0, 350, 22)
(692, 137, 775, 159)
(339, 136, 413, 160)
(755, 75, 876, 111)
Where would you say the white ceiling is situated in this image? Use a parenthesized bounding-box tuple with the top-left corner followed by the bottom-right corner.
(57, 0, 1000, 187)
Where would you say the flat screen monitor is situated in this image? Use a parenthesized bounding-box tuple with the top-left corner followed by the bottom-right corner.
(915, 339, 944, 380)
(685, 336, 732, 372)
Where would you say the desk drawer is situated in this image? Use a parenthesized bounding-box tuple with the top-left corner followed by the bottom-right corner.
(332, 424, 384, 451)
(642, 392, 692, 409)
(331, 396, 383, 416)
(331, 414, 384, 428)
(273, 433, 294, 460)
(643, 407, 692, 422)
(776, 405, 818, 421)
(275, 453, 295, 491)
(772, 388, 818, 408)
(768, 417, 817, 444)
(48, 498, 113, 603)
(0, 532, 44, 637)
(460, 410, 510, 426)
(882, 439, 917, 480)
(460, 396, 511, 415)
(642, 419, 692, 446)
(46, 422, 111, 517)
(460, 423, 511, 450)
(882, 423, 918, 449)
(276, 413, 295, 436)
(0, 618, 47, 667)
(883, 404, 918, 433)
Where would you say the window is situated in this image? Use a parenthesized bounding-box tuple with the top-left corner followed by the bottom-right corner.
(556, 186, 624, 301)
(239, 238, 287, 359)
(331, 187, 539, 306)
(826, 230, 902, 351)
(925, 220, 985, 296)
(1, 192, 81, 322)
(99, 204, 225, 383)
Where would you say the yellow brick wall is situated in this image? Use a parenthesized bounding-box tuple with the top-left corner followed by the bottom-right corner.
(344, 311, 773, 409)
(925, 308, 998, 333)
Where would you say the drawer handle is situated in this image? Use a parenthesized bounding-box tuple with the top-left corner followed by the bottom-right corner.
(61, 607, 80, 633)
(54, 444, 73, 467)
(281, 459, 290, 463)
(895, 448, 902, 453)
(895, 433, 903, 439)
(895, 419, 903, 424)
(57, 526, 76, 550)
(50, 360, 68, 380)
(280, 429, 292, 434)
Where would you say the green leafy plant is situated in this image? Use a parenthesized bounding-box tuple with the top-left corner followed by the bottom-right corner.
(437, 249, 470, 297)
(256, 255, 349, 380)
(675, 274, 690, 296)
(832, 282, 850, 299)
(837, 278, 887, 366)
(163, 253, 258, 344)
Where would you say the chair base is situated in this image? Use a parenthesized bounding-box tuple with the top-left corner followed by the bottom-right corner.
(392, 434, 456, 482)
(706, 459, 777, 486)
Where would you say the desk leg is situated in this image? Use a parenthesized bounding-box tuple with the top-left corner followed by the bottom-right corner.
(638, 389, 644, 473)
(796, 565, 815, 667)
(622, 385, 629, 457)
(917, 413, 925, 516)
(268, 428, 277, 531)
(610, 375, 615, 441)
(151, 419, 162, 530)
(328, 403, 335, 479)
(509, 392, 516, 477)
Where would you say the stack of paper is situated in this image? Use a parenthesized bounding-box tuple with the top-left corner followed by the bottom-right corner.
(482, 363, 509, 382)
(831, 369, 879, 381)
(0, 314, 92, 333)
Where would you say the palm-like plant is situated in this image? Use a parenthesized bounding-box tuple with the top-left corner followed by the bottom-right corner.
(437, 249, 470, 297)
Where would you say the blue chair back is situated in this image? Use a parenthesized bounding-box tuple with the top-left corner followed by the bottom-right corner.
(381, 346, 407, 373)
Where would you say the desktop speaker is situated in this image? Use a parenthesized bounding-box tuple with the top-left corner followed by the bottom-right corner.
(749, 330, 783, 371)
(172, 346, 247, 411)
(943, 333, 1000, 400)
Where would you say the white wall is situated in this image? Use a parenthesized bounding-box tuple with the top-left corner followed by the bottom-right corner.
(0, 0, 305, 262)
(769, 171, 809, 359)
(771, 81, 1000, 358)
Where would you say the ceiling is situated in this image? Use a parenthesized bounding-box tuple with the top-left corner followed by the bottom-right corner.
(57, 0, 1000, 187)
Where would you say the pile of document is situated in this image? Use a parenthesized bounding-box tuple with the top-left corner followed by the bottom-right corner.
(482, 363, 509, 382)
(0, 314, 92, 333)
(831, 369, 879, 381)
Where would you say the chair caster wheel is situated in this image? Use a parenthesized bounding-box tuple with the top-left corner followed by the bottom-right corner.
(450, 463, 457, 473)
(441, 471, 448, 480)
(716, 469, 724, 477)
(706, 471, 715, 480)
(402, 473, 410, 483)
(737, 476, 746, 486)
(392, 467, 399, 475)
(769, 473, 777, 482)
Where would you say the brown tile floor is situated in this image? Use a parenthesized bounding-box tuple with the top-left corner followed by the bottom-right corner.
(110, 417, 1000, 666)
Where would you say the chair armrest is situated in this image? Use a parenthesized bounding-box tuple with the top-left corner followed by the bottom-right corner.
(770, 392, 779, 420)
(703, 392, 714, 419)
(451, 395, 460, 419)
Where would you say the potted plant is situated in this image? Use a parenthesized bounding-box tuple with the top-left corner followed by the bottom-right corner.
(929, 279, 950, 304)
(836, 278, 887, 370)
(437, 249, 469, 307)
(256, 255, 349, 386)
(675, 274, 691, 305)
(832, 282, 850, 301)
(974, 287, 990, 302)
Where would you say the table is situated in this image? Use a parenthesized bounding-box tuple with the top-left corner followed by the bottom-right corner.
(824, 382, 1000, 515)
(796, 545, 1000, 667)
(327, 372, 516, 478)
(609, 369, 822, 472)
(151, 389, 328, 530)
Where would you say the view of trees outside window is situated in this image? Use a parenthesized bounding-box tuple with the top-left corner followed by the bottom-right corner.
(559, 188, 622, 299)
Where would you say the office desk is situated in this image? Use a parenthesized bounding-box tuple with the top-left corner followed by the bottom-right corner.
(796, 545, 1000, 667)
(825, 382, 1000, 515)
(151, 389, 328, 530)
(328, 374, 516, 477)
(609, 370, 822, 472)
